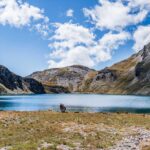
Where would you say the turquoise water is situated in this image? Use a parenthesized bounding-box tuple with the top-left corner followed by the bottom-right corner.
(0, 94, 150, 113)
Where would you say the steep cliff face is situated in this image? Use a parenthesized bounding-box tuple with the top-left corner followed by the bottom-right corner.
(29, 43, 150, 95)
(127, 43, 150, 95)
(0, 65, 45, 94)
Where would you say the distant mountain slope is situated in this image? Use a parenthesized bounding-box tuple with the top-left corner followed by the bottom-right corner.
(29, 43, 150, 95)
(29, 65, 94, 92)
(0, 65, 69, 94)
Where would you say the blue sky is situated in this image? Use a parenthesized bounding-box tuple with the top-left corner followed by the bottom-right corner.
(0, 0, 150, 76)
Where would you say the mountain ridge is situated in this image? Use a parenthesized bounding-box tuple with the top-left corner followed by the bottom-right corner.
(0, 65, 69, 94)
(0, 42, 150, 95)
(29, 42, 150, 95)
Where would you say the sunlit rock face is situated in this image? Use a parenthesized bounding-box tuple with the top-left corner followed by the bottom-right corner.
(28, 65, 94, 92)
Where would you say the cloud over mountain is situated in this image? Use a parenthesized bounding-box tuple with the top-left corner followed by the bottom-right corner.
(48, 23, 130, 68)
(133, 25, 150, 52)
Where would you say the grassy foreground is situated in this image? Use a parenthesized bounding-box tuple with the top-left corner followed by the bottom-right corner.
(0, 111, 150, 150)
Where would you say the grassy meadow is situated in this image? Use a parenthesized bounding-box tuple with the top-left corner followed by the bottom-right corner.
(0, 111, 150, 150)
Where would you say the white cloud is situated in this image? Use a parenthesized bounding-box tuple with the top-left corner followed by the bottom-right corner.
(133, 25, 150, 52)
(66, 9, 74, 17)
(50, 22, 95, 48)
(83, 0, 148, 30)
(0, 0, 50, 37)
(48, 46, 95, 68)
(1, 0, 146, 69)
(48, 23, 95, 68)
(34, 22, 50, 37)
(48, 22, 130, 68)
(128, 0, 150, 9)
(0, 0, 48, 27)
(92, 31, 131, 62)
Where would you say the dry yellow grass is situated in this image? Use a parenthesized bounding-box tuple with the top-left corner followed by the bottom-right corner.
(110, 55, 138, 73)
(0, 111, 150, 150)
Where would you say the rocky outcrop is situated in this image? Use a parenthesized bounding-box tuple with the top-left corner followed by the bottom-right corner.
(0, 65, 45, 94)
(95, 68, 117, 82)
(126, 43, 150, 95)
(135, 43, 150, 80)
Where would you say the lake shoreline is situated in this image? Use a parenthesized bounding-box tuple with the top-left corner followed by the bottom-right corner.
(1, 93, 150, 96)
(0, 111, 150, 150)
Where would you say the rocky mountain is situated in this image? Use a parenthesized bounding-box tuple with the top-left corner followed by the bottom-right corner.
(29, 42, 150, 95)
(29, 65, 94, 92)
(0, 65, 69, 94)
(1, 43, 150, 95)
(80, 42, 150, 95)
